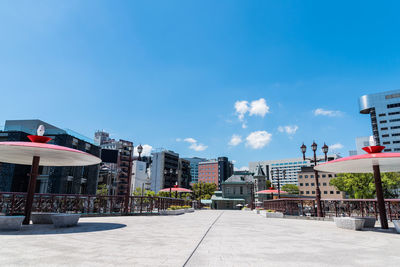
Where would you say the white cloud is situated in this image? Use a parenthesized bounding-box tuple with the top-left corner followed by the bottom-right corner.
(314, 108, 343, 117)
(189, 143, 208, 151)
(246, 131, 272, 149)
(234, 98, 270, 123)
(234, 100, 249, 121)
(183, 137, 197, 144)
(177, 137, 208, 151)
(278, 125, 299, 135)
(330, 143, 344, 150)
(229, 134, 242, 146)
(134, 144, 153, 157)
(249, 98, 270, 117)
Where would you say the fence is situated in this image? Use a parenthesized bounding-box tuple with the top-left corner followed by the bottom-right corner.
(0, 192, 192, 216)
(263, 198, 400, 221)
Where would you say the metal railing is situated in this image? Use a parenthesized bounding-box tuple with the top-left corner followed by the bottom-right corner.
(263, 198, 400, 221)
(0, 192, 192, 216)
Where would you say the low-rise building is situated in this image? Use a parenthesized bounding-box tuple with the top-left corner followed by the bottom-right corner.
(211, 174, 254, 209)
(297, 167, 345, 199)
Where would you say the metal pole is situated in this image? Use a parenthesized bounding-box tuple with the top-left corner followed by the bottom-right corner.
(124, 146, 133, 215)
(372, 164, 388, 229)
(313, 150, 323, 217)
(23, 156, 40, 225)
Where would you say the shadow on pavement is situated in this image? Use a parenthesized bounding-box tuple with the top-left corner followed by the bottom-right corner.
(0, 222, 127, 235)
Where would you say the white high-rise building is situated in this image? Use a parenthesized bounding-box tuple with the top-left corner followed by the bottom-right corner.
(131, 160, 148, 193)
(249, 154, 339, 187)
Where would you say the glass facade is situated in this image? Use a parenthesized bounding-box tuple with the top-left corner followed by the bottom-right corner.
(359, 89, 400, 152)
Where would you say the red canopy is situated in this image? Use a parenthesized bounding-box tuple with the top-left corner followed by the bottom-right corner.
(159, 187, 193, 193)
(256, 189, 288, 194)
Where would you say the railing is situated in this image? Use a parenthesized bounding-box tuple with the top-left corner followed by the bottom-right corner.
(263, 198, 400, 221)
(0, 192, 192, 216)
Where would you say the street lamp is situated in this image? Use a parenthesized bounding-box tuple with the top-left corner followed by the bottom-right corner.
(300, 141, 329, 217)
(137, 144, 143, 161)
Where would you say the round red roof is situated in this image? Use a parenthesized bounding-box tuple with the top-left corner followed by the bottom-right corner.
(314, 152, 400, 173)
(0, 142, 101, 166)
(256, 189, 288, 194)
(159, 187, 193, 193)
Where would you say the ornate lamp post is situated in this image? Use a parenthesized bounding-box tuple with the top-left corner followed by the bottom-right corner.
(137, 144, 143, 161)
(300, 141, 329, 217)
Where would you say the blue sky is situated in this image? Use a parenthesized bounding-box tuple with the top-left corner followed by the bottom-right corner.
(1, 1, 400, 169)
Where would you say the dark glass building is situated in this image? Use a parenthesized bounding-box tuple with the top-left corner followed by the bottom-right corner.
(218, 157, 234, 190)
(0, 120, 100, 194)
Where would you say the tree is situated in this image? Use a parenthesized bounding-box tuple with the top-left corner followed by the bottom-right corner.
(192, 183, 217, 200)
(132, 187, 156, 197)
(266, 180, 272, 189)
(281, 184, 299, 195)
(330, 172, 400, 199)
(96, 184, 108, 196)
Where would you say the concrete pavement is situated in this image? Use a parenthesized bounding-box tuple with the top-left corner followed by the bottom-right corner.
(0, 210, 399, 267)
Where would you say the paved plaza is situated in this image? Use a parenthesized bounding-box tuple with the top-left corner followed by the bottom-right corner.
(0, 210, 399, 267)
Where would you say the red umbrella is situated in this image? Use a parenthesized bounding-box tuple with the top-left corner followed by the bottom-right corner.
(315, 145, 399, 229)
(0, 127, 101, 225)
(159, 187, 193, 193)
(256, 189, 288, 194)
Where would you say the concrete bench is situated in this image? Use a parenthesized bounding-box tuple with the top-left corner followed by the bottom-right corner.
(393, 220, 400, 234)
(31, 213, 58, 224)
(51, 214, 81, 228)
(159, 209, 185, 216)
(184, 208, 195, 213)
(334, 217, 364, 231)
(354, 216, 376, 228)
(265, 212, 284, 218)
(0, 216, 24, 231)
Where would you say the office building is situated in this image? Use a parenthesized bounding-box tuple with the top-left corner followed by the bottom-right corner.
(131, 160, 148, 193)
(198, 160, 218, 186)
(218, 157, 234, 189)
(183, 157, 207, 184)
(150, 150, 179, 192)
(0, 120, 100, 194)
(178, 158, 191, 189)
(249, 154, 339, 187)
(298, 167, 345, 200)
(359, 89, 400, 152)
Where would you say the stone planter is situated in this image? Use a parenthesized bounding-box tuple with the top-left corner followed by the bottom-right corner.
(265, 212, 284, 218)
(159, 209, 185, 216)
(253, 210, 261, 214)
(0, 216, 24, 231)
(51, 214, 81, 228)
(334, 217, 364, 231)
(355, 216, 376, 228)
(184, 208, 194, 213)
(31, 213, 58, 224)
(393, 220, 400, 234)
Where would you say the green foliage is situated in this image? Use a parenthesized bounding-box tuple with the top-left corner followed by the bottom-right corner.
(330, 172, 400, 199)
(281, 184, 299, 194)
(265, 180, 272, 189)
(191, 183, 217, 200)
(132, 187, 156, 197)
(96, 184, 108, 196)
(156, 191, 191, 199)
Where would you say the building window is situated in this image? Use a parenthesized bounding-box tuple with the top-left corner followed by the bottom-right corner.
(299, 175, 303, 178)
(328, 174, 332, 177)
(379, 113, 386, 117)
(300, 183, 303, 186)
(330, 191, 334, 194)
(387, 103, 400, 109)
(322, 174, 326, 178)
(380, 120, 387, 123)
(305, 175, 308, 178)
(323, 191, 327, 194)
(336, 191, 340, 194)
(323, 182, 327, 186)
(389, 111, 400, 115)
(310, 175, 314, 178)
(305, 183, 309, 186)
(392, 133, 400, 136)
(306, 191, 309, 194)
(384, 149, 392, 152)
(240, 186, 243, 194)
(312, 191, 315, 194)
(381, 127, 388, 130)
(382, 134, 389, 137)
(311, 183, 315, 186)
(300, 191, 304, 194)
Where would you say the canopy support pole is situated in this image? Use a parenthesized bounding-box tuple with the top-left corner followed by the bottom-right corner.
(372, 164, 388, 229)
(23, 156, 40, 225)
